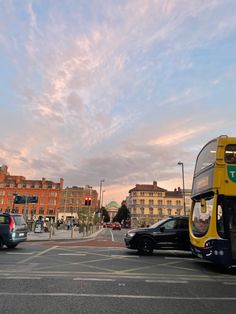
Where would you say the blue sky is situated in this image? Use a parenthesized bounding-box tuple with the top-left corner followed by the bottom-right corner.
(1, 0, 236, 204)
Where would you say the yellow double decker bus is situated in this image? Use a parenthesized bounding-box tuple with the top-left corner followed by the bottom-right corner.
(190, 135, 236, 268)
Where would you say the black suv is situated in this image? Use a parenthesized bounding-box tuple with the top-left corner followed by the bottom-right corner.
(124, 216, 190, 255)
(0, 213, 28, 249)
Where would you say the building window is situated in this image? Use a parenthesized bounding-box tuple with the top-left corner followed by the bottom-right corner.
(140, 192, 145, 196)
(149, 192, 153, 196)
(140, 199, 145, 205)
(157, 192, 162, 197)
(48, 209, 54, 215)
(176, 208, 181, 215)
(167, 200, 172, 206)
(158, 200, 163, 205)
(133, 199, 137, 205)
(176, 200, 181, 206)
(39, 208, 44, 215)
(133, 208, 137, 215)
(167, 208, 172, 216)
(149, 208, 153, 215)
(149, 199, 154, 206)
(158, 208, 162, 216)
(140, 208, 144, 215)
(49, 199, 56, 205)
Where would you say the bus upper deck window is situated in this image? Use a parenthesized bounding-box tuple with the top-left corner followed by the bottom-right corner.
(225, 145, 236, 164)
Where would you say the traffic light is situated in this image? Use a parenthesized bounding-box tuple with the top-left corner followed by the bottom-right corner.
(84, 196, 92, 206)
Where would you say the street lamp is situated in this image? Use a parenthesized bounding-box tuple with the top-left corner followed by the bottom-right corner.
(99, 179, 105, 213)
(101, 190, 106, 208)
(178, 161, 186, 216)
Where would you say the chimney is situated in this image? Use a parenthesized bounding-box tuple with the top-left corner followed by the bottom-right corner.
(153, 181, 157, 187)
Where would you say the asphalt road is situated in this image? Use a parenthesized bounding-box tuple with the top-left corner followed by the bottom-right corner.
(0, 228, 236, 314)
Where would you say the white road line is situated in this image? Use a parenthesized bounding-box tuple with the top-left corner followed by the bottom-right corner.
(7, 252, 33, 255)
(73, 278, 115, 282)
(0, 277, 41, 280)
(165, 257, 196, 261)
(58, 253, 86, 256)
(223, 282, 236, 285)
(109, 229, 114, 242)
(145, 279, 188, 284)
(0, 292, 235, 300)
(111, 255, 139, 258)
(18, 246, 58, 264)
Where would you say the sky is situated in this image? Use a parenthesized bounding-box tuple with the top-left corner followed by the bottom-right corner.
(1, 0, 236, 205)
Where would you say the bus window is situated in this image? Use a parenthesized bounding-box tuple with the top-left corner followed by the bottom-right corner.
(195, 140, 217, 173)
(191, 197, 213, 237)
(225, 144, 236, 164)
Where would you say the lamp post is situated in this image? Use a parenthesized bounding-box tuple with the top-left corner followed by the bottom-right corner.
(178, 161, 186, 216)
(99, 179, 105, 214)
(101, 190, 106, 208)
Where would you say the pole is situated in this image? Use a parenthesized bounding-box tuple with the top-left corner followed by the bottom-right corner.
(101, 190, 105, 208)
(23, 195, 28, 222)
(12, 193, 17, 213)
(178, 162, 186, 216)
(99, 179, 104, 214)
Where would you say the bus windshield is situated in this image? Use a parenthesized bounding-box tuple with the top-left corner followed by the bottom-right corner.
(195, 140, 217, 174)
(191, 197, 214, 237)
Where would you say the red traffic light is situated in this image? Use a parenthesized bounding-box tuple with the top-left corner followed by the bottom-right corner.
(84, 196, 92, 206)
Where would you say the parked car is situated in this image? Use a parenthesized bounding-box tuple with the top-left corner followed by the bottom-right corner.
(112, 222, 121, 230)
(124, 216, 190, 255)
(0, 213, 28, 249)
(103, 222, 112, 228)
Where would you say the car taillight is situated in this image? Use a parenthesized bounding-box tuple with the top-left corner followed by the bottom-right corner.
(9, 216, 15, 232)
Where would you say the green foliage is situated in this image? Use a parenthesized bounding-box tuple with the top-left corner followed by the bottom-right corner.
(101, 207, 110, 222)
(113, 203, 130, 223)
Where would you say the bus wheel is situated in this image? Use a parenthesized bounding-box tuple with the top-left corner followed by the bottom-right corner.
(138, 238, 154, 255)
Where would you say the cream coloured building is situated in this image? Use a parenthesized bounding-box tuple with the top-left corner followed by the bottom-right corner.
(127, 181, 190, 228)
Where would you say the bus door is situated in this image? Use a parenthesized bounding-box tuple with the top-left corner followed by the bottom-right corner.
(224, 198, 236, 260)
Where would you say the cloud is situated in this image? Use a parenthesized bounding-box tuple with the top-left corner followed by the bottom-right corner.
(1, 0, 236, 203)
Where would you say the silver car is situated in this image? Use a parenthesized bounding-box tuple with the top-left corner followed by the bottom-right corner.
(0, 213, 28, 249)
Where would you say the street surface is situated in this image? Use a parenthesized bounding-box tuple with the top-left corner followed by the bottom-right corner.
(0, 228, 236, 314)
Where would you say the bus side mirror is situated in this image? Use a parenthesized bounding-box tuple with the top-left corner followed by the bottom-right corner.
(200, 199, 207, 213)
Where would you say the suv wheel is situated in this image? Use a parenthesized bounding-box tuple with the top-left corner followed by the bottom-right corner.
(7, 244, 17, 249)
(137, 238, 154, 255)
(0, 237, 3, 250)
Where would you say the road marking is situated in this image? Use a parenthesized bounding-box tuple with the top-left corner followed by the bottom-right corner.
(0, 277, 41, 280)
(145, 279, 188, 284)
(223, 282, 236, 285)
(109, 229, 114, 242)
(58, 253, 86, 256)
(165, 257, 196, 261)
(73, 278, 115, 282)
(18, 246, 58, 264)
(111, 255, 139, 258)
(0, 292, 235, 300)
(7, 252, 33, 255)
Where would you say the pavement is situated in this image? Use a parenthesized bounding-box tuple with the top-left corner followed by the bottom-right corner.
(27, 226, 104, 242)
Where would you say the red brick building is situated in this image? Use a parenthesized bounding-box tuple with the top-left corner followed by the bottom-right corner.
(0, 165, 63, 220)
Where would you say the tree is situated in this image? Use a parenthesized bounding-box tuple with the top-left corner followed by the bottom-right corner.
(113, 201, 130, 223)
(101, 207, 110, 222)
